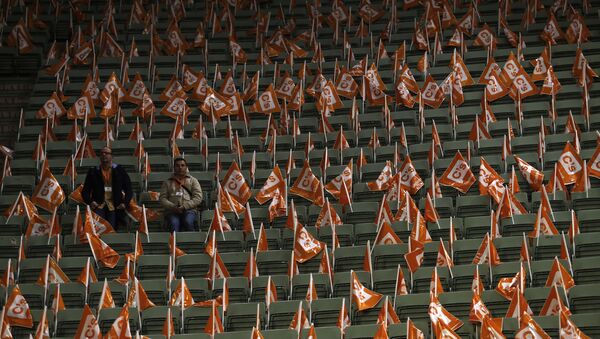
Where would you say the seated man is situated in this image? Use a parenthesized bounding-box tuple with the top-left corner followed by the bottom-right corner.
(160, 157, 203, 232)
(82, 147, 133, 230)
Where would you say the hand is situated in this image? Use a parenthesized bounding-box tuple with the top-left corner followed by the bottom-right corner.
(90, 201, 99, 209)
(116, 203, 126, 210)
(176, 206, 186, 214)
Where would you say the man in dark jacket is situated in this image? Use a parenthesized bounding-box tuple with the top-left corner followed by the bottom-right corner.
(82, 147, 133, 230)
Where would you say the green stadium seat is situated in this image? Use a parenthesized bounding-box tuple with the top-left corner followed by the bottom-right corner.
(250, 275, 289, 302)
(573, 256, 600, 286)
(569, 283, 600, 314)
(257, 250, 290, 276)
(88, 280, 127, 307)
(456, 195, 491, 218)
(268, 300, 307, 329)
(333, 245, 368, 273)
(176, 254, 211, 279)
(98, 307, 140, 334)
(225, 302, 265, 332)
(574, 232, 600, 258)
(291, 273, 331, 300)
(141, 305, 181, 334)
(55, 308, 91, 337)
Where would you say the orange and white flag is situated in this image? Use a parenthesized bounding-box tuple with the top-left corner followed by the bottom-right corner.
(545, 257, 575, 291)
(266, 276, 278, 308)
(436, 239, 454, 268)
(480, 315, 505, 339)
(336, 68, 359, 99)
(367, 161, 393, 191)
(314, 199, 343, 229)
(450, 51, 474, 87)
(529, 205, 559, 238)
(485, 68, 509, 102)
(87, 233, 120, 268)
(325, 161, 353, 199)
(127, 277, 156, 311)
(97, 278, 116, 311)
(318, 80, 344, 112)
(473, 24, 496, 50)
(83, 206, 116, 240)
(469, 293, 491, 324)
(404, 238, 425, 273)
(161, 91, 191, 121)
(37, 92, 67, 119)
(560, 310, 591, 339)
(351, 271, 383, 311)
(255, 165, 286, 205)
(169, 277, 195, 309)
(515, 312, 550, 339)
(4, 285, 33, 328)
(294, 224, 324, 263)
(472, 234, 501, 266)
(251, 84, 281, 114)
(478, 157, 505, 203)
(514, 155, 544, 191)
(337, 298, 351, 333)
(398, 156, 424, 195)
(374, 221, 402, 246)
(31, 168, 65, 212)
(508, 68, 538, 100)
(540, 285, 570, 317)
(289, 302, 310, 332)
(50, 284, 65, 314)
(497, 185, 526, 218)
(74, 304, 102, 339)
(207, 249, 231, 281)
(221, 161, 251, 205)
(290, 161, 321, 204)
(539, 66, 561, 95)
(439, 151, 476, 193)
(421, 75, 445, 108)
(429, 293, 463, 334)
(105, 305, 132, 339)
(36, 256, 70, 285)
(506, 288, 533, 319)
(557, 142, 583, 185)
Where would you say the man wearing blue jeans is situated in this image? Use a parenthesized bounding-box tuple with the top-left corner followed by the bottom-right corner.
(159, 157, 203, 232)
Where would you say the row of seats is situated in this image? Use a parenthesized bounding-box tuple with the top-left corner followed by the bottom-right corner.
(5, 289, 600, 337)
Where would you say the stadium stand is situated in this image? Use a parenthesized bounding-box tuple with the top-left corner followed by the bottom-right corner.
(0, 0, 600, 337)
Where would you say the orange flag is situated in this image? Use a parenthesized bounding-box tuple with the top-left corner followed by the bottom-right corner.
(515, 313, 550, 339)
(428, 293, 463, 334)
(105, 305, 132, 339)
(294, 225, 324, 263)
(31, 168, 65, 212)
(74, 304, 102, 339)
(545, 257, 575, 291)
(472, 234, 501, 266)
(439, 151, 476, 193)
(351, 271, 382, 311)
(4, 285, 34, 328)
(87, 233, 120, 268)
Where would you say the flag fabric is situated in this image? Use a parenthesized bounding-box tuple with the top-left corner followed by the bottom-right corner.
(87, 233, 120, 268)
(294, 225, 324, 263)
(4, 285, 34, 328)
(472, 234, 501, 266)
(74, 304, 102, 339)
(351, 271, 383, 311)
(439, 151, 476, 193)
(429, 293, 463, 334)
(545, 257, 575, 291)
(31, 168, 65, 212)
(105, 305, 132, 339)
(515, 313, 550, 339)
